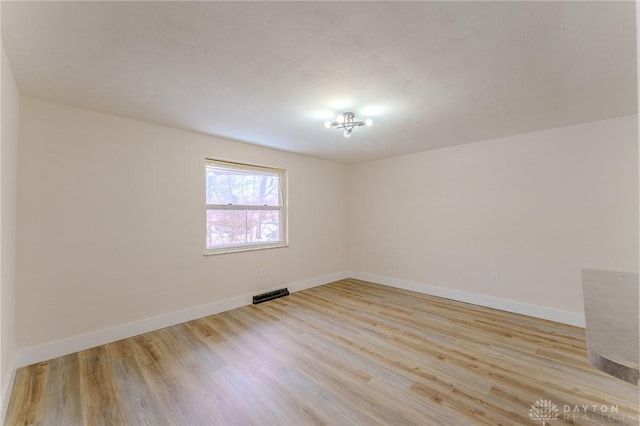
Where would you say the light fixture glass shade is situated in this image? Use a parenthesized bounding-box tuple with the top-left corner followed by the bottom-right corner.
(324, 120, 332, 128)
(344, 130, 351, 137)
(336, 114, 345, 124)
(365, 118, 373, 126)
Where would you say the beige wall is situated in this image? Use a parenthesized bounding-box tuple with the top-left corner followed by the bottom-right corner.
(13, 97, 639, 354)
(1, 47, 19, 411)
(349, 116, 638, 314)
(16, 97, 348, 349)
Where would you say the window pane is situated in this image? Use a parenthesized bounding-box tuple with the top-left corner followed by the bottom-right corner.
(206, 166, 280, 206)
(206, 209, 280, 249)
(246, 210, 280, 243)
(206, 210, 247, 248)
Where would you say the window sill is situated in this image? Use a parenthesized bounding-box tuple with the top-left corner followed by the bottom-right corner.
(204, 242, 289, 256)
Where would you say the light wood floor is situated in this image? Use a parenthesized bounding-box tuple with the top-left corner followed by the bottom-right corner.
(6, 279, 639, 425)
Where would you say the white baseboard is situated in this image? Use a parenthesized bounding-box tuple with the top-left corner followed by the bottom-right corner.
(349, 271, 586, 328)
(1, 356, 16, 425)
(14, 271, 348, 368)
(12, 269, 585, 369)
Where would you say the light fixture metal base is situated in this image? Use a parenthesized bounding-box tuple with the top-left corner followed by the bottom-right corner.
(324, 112, 372, 137)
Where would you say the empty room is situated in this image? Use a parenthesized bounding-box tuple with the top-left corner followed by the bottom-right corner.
(0, 1, 638, 425)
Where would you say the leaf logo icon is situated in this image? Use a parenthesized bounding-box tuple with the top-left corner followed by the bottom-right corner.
(528, 398, 559, 425)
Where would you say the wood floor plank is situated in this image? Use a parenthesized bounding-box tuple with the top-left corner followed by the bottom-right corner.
(107, 340, 168, 426)
(44, 354, 84, 426)
(5, 362, 49, 426)
(5, 279, 639, 425)
(78, 346, 127, 426)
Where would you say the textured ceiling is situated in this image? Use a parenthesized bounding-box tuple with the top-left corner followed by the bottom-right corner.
(2, 1, 637, 163)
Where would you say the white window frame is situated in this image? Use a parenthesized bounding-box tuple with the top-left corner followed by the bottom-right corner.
(205, 159, 288, 255)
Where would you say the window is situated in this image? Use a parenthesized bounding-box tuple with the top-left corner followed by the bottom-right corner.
(205, 159, 287, 254)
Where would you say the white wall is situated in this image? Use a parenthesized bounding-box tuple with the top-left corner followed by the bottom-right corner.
(349, 116, 638, 318)
(0, 47, 19, 416)
(16, 97, 348, 351)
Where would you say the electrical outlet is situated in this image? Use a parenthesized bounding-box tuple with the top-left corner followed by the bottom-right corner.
(259, 267, 267, 278)
(490, 273, 500, 285)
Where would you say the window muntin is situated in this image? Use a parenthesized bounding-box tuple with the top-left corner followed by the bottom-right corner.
(205, 160, 286, 254)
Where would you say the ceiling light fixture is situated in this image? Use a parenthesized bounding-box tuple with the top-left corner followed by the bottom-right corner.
(324, 112, 372, 138)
